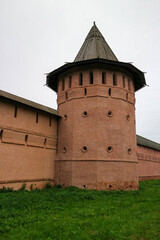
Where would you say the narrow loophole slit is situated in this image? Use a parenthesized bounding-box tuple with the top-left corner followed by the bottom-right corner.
(79, 73, 83, 86)
(36, 113, 38, 123)
(14, 106, 17, 118)
(49, 117, 52, 126)
(90, 72, 93, 84)
(84, 88, 87, 96)
(102, 72, 106, 84)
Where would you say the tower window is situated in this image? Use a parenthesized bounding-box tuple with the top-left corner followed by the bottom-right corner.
(69, 76, 72, 88)
(113, 74, 117, 86)
(90, 72, 93, 84)
(102, 72, 106, 84)
(108, 88, 111, 97)
(79, 73, 83, 86)
(36, 113, 38, 123)
(128, 79, 131, 91)
(123, 76, 125, 88)
(62, 78, 65, 91)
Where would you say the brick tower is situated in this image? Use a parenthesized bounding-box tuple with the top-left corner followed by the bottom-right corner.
(47, 23, 146, 190)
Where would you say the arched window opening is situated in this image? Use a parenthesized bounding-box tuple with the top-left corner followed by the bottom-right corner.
(102, 72, 106, 84)
(90, 72, 93, 84)
(62, 78, 65, 91)
(69, 76, 72, 88)
(123, 76, 125, 88)
(14, 106, 17, 118)
(84, 88, 87, 96)
(113, 74, 117, 86)
(79, 73, 83, 86)
(128, 79, 131, 91)
(108, 88, 111, 97)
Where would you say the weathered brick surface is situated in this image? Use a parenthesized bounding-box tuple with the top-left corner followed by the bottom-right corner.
(0, 100, 57, 190)
(0, 67, 160, 190)
(55, 67, 139, 190)
(137, 145, 160, 180)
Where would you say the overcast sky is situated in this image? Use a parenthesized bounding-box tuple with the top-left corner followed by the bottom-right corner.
(0, 0, 160, 143)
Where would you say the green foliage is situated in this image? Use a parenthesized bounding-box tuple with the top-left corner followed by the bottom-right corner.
(19, 183, 26, 191)
(54, 184, 62, 188)
(45, 182, 52, 189)
(0, 186, 14, 193)
(0, 180, 160, 240)
(30, 184, 33, 191)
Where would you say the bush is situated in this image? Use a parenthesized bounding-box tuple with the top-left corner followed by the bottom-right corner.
(45, 182, 53, 189)
(19, 183, 26, 191)
(0, 186, 14, 193)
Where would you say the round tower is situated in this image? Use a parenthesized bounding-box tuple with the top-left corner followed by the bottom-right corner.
(47, 23, 146, 190)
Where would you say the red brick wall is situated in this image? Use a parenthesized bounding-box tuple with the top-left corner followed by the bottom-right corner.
(0, 99, 57, 189)
(56, 66, 138, 190)
(137, 145, 160, 180)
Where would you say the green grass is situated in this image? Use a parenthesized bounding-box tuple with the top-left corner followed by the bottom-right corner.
(0, 180, 160, 240)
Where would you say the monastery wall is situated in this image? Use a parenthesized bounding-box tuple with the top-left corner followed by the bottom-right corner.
(0, 98, 58, 190)
(137, 145, 160, 180)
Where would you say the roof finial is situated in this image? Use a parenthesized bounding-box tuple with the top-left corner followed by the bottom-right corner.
(93, 21, 96, 26)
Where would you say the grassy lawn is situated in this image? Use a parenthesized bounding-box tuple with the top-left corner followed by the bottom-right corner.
(0, 180, 160, 240)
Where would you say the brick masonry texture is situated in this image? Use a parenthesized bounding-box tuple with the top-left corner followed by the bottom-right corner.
(0, 22, 160, 190)
(0, 69, 160, 190)
(0, 99, 57, 190)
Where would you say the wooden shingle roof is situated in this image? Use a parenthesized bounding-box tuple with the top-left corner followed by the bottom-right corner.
(137, 135, 160, 151)
(74, 22, 118, 62)
(0, 89, 60, 117)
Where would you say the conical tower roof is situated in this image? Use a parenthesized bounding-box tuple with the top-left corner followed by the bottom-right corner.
(74, 22, 118, 62)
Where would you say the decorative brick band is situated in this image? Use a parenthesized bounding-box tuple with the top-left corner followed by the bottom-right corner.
(0, 128, 57, 150)
(137, 153, 160, 163)
(58, 85, 135, 106)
